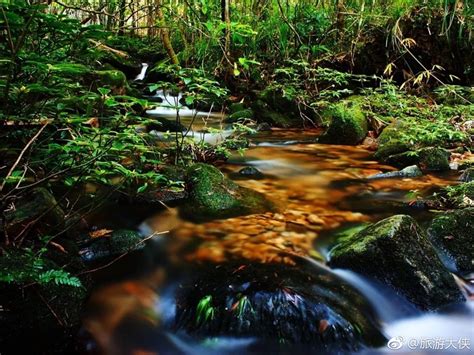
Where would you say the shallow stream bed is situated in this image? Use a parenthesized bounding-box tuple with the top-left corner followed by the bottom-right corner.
(82, 129, 474, 354)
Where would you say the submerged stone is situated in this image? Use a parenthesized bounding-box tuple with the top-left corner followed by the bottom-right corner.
(181, 163, 274, 221)
(318, 101, 368, 145)
(368, 165, 422, 179)
(231, 166, 264, 180)
(80, 229, 144, 262)
(329, 215, 464, 310)
(428, 208, 474, 274)
(174, 260, 386, 352)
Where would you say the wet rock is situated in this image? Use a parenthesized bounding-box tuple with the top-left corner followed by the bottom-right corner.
(329, 215, 464, 310)
(436, 182, 474, 209)
(95, 46, 141, 78)
(80, 229, 145, 262)
(181, 163, 274, 221)
(368, 165, 422, 179)
(459, 167, 474, 182)
(4, 187, 65, 239)
(318, 100, 368, 145)
(428, 208, 474, 274)
(230, 166, 265, 180)
(146, 117, 186, 132)
(256, 122, 272, 131)
(225, 108, 254, 123)
(417, 147, 451, 171)
(251, 99, 296, 128)
(380, 147, 451, 171)
(174, 260, 386, 351)
(92, 70, 130, 94)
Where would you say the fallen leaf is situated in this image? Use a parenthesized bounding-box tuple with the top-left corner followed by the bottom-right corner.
(89, 229, 113, 239)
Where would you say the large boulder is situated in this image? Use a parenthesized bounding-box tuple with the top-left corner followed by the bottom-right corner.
(329, 215, 464, 310)
(318, 100, 368, 145)
(181, 163, 274, 221)
(381, 147, 451, 170)
(174, 260, 386, 352)
(428, 208, 474, 274)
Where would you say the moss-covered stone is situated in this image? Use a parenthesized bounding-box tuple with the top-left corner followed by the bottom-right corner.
(225, 108, 254, 123)
(377, 146, 451, 170)
(417, 147, 451, 171)
(251, 99, 298, 128)
(329, 215, 463, 310)
(428, 208, 474, 274)
(181, 163, 274, 221)
(442, 182, 474, 208)
(147, 117, 186, 132)
(318, 101, 368, 145)
(80, 229, 144, 262)
(94, 70, 127, 88)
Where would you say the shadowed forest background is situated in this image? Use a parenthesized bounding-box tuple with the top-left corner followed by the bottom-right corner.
(0, 0, 473, 354)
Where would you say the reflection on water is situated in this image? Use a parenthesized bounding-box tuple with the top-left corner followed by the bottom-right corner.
(82, 129, 470, 354)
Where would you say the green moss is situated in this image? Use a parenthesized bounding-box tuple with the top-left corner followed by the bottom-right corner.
(319, 100, 368, 145)
(428, 208, 474, 274)
(329, 215, 463, 309)
(251, 99, 298, 128)
(182, 163, 274, 221)
(226, 109, 254, 123)
(417, 147, 450, 171)
(94, 70, 127, 87)
(443, 182, 474, 208)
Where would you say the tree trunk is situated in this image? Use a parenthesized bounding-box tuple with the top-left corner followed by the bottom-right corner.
(156, 0, 179, 65)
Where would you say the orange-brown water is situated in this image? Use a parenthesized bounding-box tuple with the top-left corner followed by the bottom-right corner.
(82, 129, 467, 354)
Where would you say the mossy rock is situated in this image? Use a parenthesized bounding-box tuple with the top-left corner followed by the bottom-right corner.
(147, 117, 186, 132)
(329, 215, 463, 310)
(225, 108, 254, 123)
(417, 147, 451, 171)
(428, 208, 474, 274)
(229, 102, 246, 114)
(373, 139, 411, 161)
(441, 182, 474, 208)
(251, 99, 298, 128)
(97, 51, 141, 78)
(318, 101, 368, 145)
(378, 147, 450, 170)
(181, 163, 274, 221)
(93, 70, 127, 88)
(80, 229, 144, 262)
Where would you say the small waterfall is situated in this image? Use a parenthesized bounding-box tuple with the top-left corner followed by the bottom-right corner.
(134, 63, 149, 81)
(146, 90, 225, 119)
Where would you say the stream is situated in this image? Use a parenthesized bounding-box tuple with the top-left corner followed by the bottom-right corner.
(81, 75, 474, 354)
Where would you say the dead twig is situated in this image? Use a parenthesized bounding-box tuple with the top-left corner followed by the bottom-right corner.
(0, 123, 48, 193)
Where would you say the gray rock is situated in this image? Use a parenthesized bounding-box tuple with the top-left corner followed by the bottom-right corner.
(368, 165, 422, 179)
(329, 215, 464, 310)
(428, 208, 474, 274)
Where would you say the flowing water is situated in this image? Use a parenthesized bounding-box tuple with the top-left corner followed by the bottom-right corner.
(81, 79, 473, 354)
